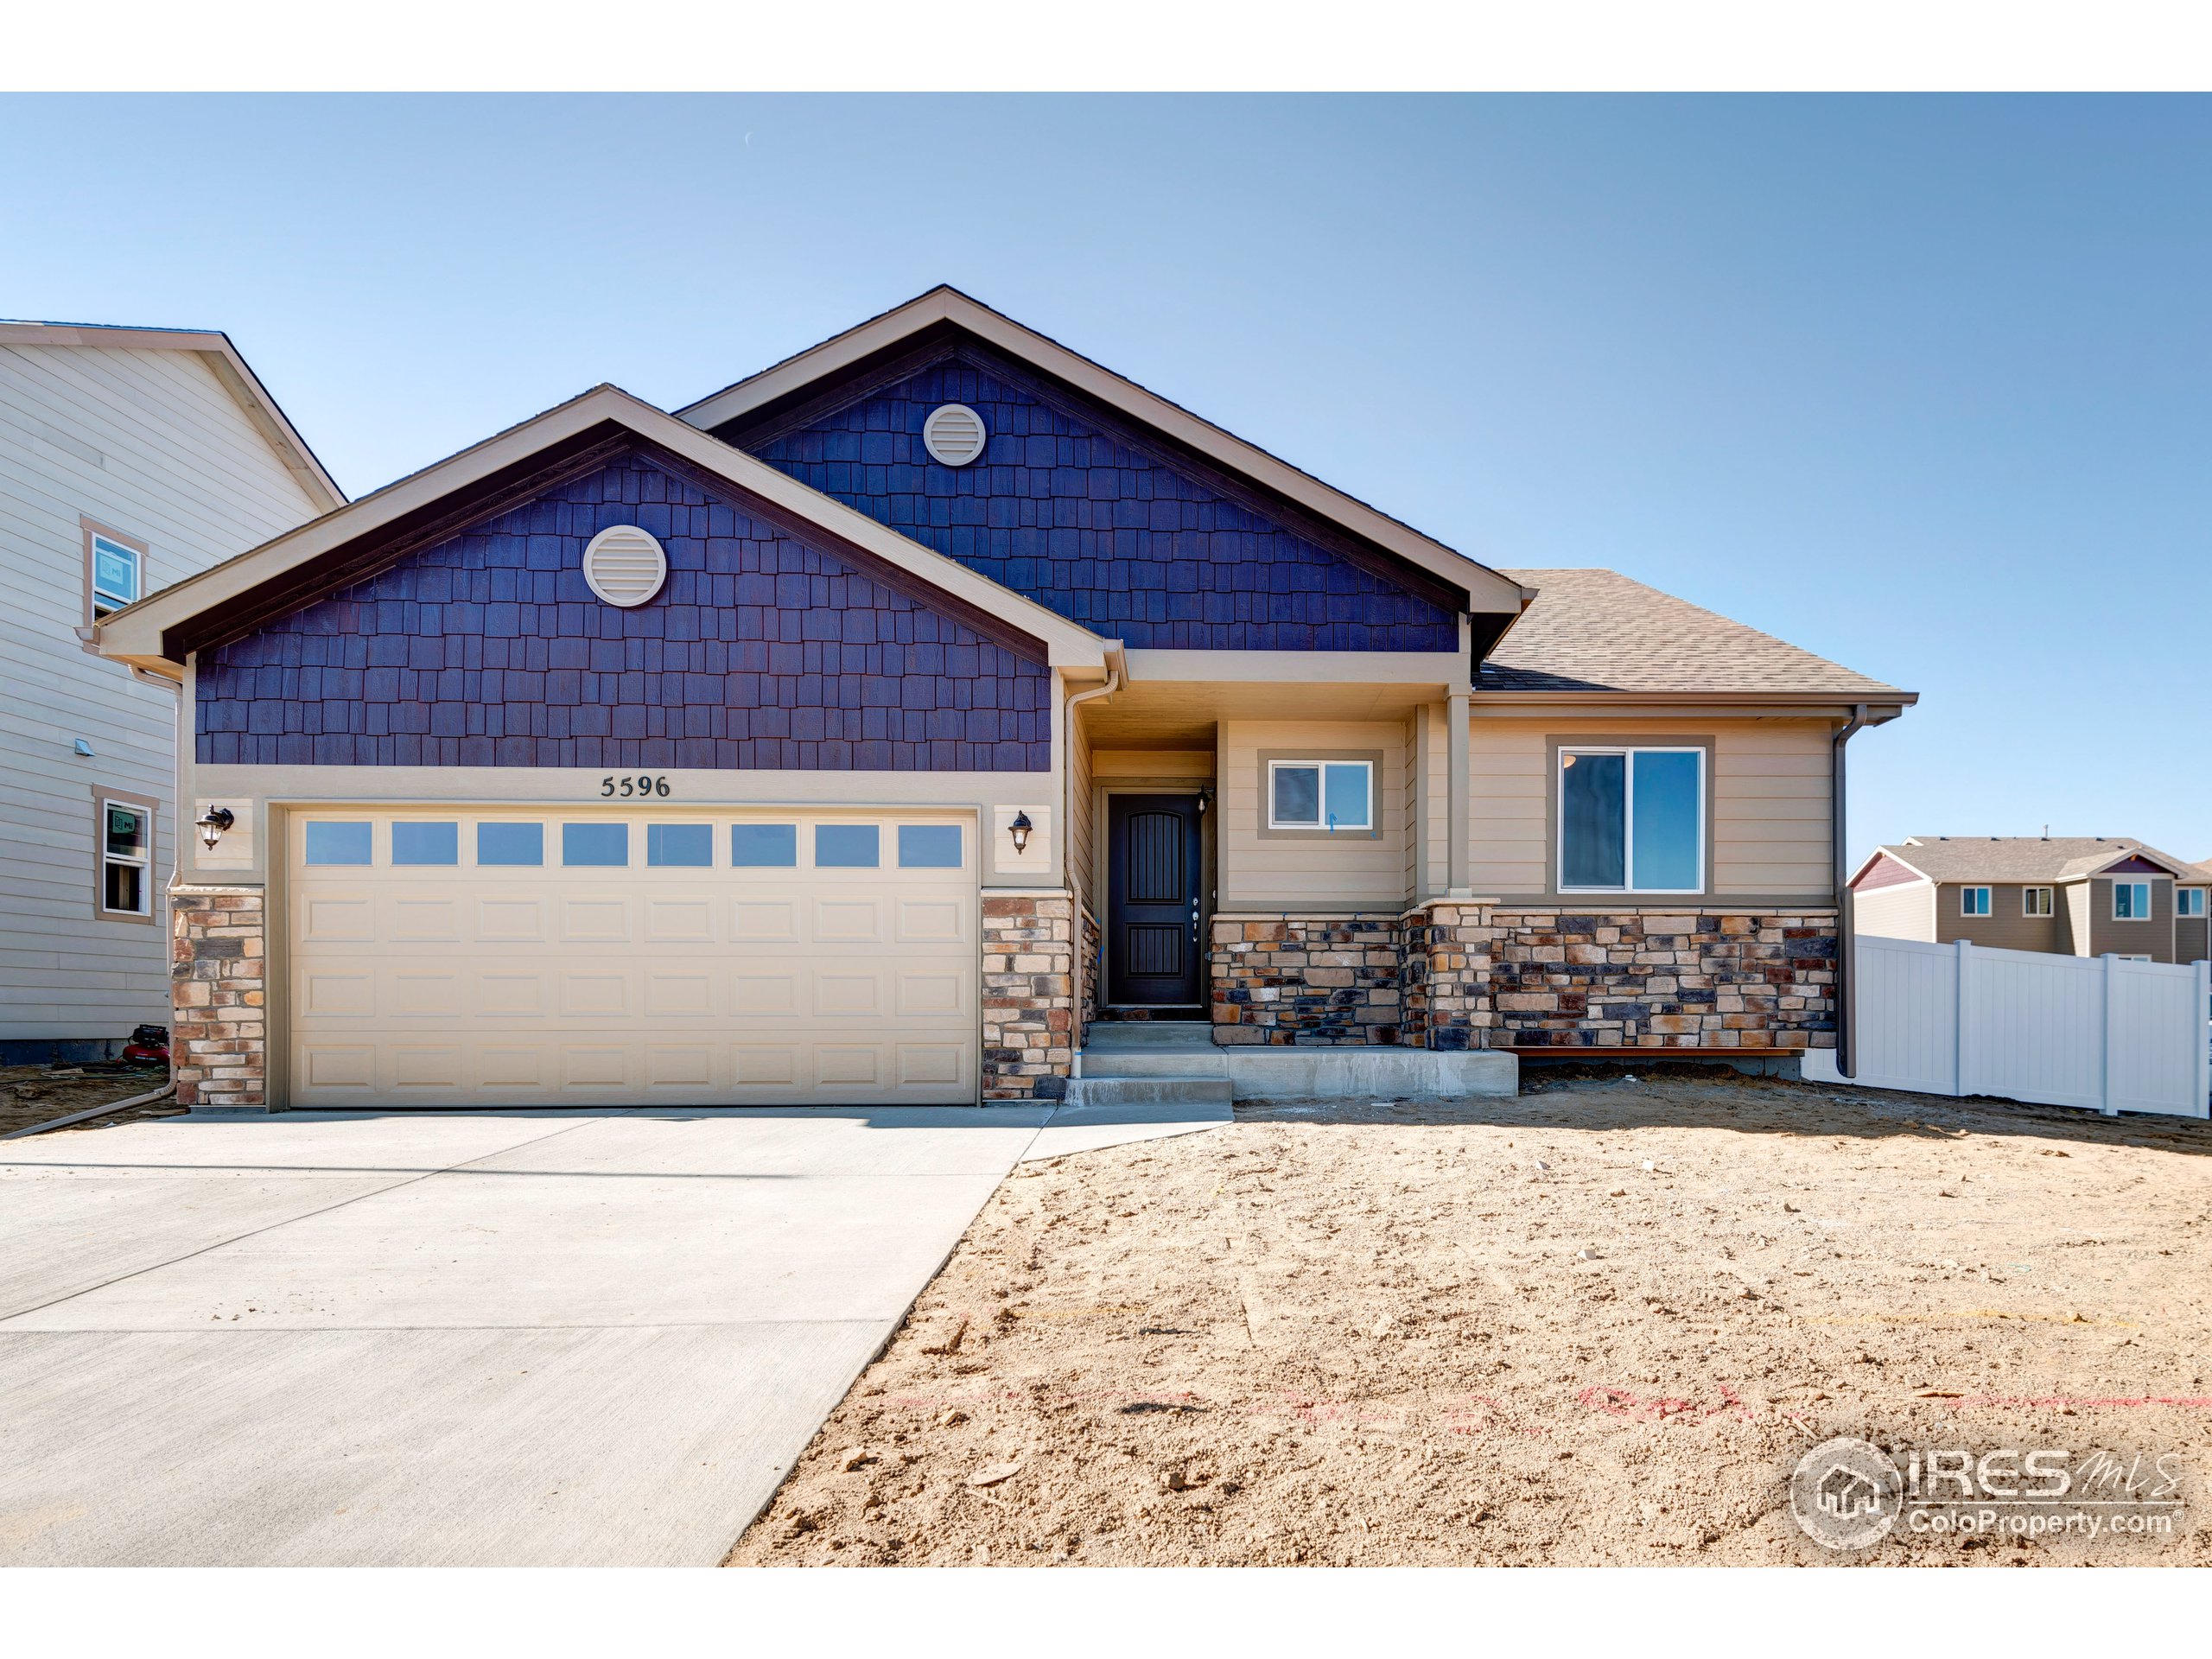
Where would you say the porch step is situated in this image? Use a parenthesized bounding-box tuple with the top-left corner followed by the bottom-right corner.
(1075, 1034, 1518, 1099)
(1079, 1020, 1217, 1053)
(1063, 1077, 1235, 1109)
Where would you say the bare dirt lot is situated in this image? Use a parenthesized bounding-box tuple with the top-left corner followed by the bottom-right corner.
(0, 1062, 178, 1139)
(729, 1071, 2212, 1566)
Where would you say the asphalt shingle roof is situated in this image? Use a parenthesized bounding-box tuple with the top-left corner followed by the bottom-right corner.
(1478, 569, 1907, 697)
(1872, 837, 2205, 883)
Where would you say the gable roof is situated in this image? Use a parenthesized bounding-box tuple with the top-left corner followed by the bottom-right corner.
(677, 285, 1531, 620)
(0, 320, 343, 512)
(91, 384, 1110, 677)
(1479, 569, 1912, 704)
(1853, 836, 2206, 887)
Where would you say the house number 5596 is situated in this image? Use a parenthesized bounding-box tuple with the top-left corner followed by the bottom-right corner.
(601, 775, 671, 798)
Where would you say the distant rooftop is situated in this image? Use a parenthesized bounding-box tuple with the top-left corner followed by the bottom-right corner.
(1871, 836, 2204, 884)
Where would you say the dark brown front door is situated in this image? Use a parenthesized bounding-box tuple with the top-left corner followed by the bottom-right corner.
(1106, 794, 1202, 1007)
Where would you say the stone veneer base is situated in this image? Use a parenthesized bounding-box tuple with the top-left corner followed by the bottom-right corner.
(981, 892, 1077, 1101)
(171, 885, 269, 1109)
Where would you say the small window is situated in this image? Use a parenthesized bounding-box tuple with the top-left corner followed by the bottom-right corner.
(2023, 887, 2054, 918)
(477, 822, 544, 867)
(562, 823, 629, 868)
(303, 821, 373, 866)
(816, 824, 880, 868)
(897, 824, 963, 868)
(730, 824, 798, 868)
(98, 798, 152, 917)
(90, 533, 142, 614)
(391, 822, 459, 866)
(1558, 747, 1704, 893)
(2178, 888, 2207, 918)
(2113, 881, 2152, 919)
(1960, 886, 1992, 918)
(1268, 760, 1373, 832)
(646, 823, 714, 868)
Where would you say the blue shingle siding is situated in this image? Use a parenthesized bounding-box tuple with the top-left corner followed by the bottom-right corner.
(194, 454, 1052, 772)
(748, 357, 1459, 651)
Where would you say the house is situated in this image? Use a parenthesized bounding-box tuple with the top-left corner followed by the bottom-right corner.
(1850, 837, 2211, 965)
(0, 321, 341, 1063)
(92, 288, 1912, 1110)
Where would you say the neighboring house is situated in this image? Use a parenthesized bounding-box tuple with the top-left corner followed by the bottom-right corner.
(1, 321, 340, 1062)
(1849, 836, 2212, 964)
(93, 288, 1912, 1109)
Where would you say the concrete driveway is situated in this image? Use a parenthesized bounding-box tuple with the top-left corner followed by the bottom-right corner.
(0, 1104, 1113, 1566)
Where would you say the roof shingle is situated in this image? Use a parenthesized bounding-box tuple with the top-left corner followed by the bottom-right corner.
(1870, 837, 2205, 883)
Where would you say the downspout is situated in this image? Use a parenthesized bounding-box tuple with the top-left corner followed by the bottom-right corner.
(1062, 647, 1124, 1055)
(1832, 704, 1870, 1077)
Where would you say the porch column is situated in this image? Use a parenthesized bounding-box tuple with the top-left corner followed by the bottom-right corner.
(1447, 687, 1471, 898)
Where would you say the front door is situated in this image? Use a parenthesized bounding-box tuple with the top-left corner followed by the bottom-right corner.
(1106, 794, 1202, 1007)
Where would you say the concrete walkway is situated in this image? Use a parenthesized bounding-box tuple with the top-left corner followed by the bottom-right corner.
(0, 1100, 1224, 1567)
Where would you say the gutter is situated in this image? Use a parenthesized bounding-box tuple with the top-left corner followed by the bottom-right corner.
(1061, 645, 1125, 1044)
(1832, 703, 1870, 1078)
(3, 1077, 176, 1141)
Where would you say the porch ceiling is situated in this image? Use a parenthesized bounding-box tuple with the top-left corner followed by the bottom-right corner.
(1078, 678, 1447, 749)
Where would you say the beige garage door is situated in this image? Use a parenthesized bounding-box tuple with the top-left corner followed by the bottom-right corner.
(285, 808, 976, 1107)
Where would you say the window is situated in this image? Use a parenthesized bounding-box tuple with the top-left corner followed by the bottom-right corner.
(1557, 747, 1704, 893)
(303, 821, 373, 866)
(646, 823, 713, 868)
(98, 798, 153, 918)
(816, 824, 880, 868)
(730, 823, 798, 868)
(2179, 889, 2207, 918)
(391, 822, 459, 866)
(2023, 887, 2054, 918)
(477, 822, 544, 867)
(1268, 760, 1372, 832)
(562, 823, 628, 867)
(2113, 881, 2152, 920)
(898, 824, 963, 868)
(84, 524, 146, 620)
(1960, 886, 1992, 918)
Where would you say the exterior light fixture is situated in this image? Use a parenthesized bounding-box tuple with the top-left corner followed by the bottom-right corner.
(1198, 786, 1215, 816)
(195, 805, 235, 852)
(1007, 810, 1033, 855)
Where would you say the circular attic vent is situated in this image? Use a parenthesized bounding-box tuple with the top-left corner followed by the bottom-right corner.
(922, 403, 988, 467)
(581, 524, 668, 607)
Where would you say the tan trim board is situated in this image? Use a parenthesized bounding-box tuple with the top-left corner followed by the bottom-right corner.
(1123, 648, 1469, 686)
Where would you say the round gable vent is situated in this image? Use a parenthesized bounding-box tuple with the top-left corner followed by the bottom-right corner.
(922, 403, 988, 467)
(581, 524, 668, 607)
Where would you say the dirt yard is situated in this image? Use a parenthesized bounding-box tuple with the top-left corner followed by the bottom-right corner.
(0, 1062, 177, 1139)
(729, 1071, 2212, 1566)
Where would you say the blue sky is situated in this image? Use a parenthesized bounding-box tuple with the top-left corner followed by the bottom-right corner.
(4, 95, 2204, 862)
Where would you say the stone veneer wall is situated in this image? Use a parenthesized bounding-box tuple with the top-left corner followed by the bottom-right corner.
(982, 893, 1077, 1100)
(172, 886, 269, 1107)
(1077, 905, 1102, 1046)
(1209, 915, 1403, 1045)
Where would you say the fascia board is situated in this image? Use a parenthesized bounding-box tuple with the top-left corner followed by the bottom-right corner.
(1122, 647, 1470, 686)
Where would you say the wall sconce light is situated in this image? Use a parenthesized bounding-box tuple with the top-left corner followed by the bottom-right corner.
(1198, 786, 1215, 816)
(1007, 810, 1033, 855)
(195, 805, 235, 852)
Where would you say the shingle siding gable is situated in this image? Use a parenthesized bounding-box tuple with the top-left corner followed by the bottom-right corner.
(194, 454, 1051, 772)
(747, 355, 1459, 652)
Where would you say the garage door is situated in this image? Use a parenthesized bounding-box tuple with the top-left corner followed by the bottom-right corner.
(285, 809, 976, 1106)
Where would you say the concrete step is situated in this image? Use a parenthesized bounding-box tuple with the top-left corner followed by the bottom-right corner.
(1078, 1049, 1230, 1080)
(1077, 1042, 1517, 1098)
(1064, 1076, 1234, 1109)
(1079, 1020, 1217, 1052)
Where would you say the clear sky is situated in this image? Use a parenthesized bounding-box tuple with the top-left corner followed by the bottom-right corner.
(4, 94, 2204, 863)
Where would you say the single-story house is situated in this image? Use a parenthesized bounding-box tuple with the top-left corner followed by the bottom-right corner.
(1850, 836, 2211, 963)
(93, 288, 1913, 1109)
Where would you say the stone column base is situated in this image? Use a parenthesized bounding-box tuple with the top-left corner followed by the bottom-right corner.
(982, 892, 1076, 1100)
(171, 885, 269, 1108)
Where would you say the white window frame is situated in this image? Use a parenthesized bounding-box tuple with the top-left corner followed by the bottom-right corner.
(96, 794, 155, 922)
(2179, 888, 2207, 919)
(2113, 880, 2153, 920)
(1960, 886, 1993, 918)
(2022, 886, 2054, 917)
(1267, 759, 1374, 834)
(1556, 746, 1707, 895)
(90, 533, 142, 613)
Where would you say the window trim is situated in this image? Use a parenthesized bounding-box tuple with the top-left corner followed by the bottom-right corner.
(2112, 880, 2154, 921)
(79, 517, 150, 643)
(1256, 750, 1382, 840)
(92, 787, 158, 925)
(2177, 887, 2207, 919)
(1960, 886, 1993, 918)
(2022, 886, 2054, 918)
(1553, 741, 1710, 896)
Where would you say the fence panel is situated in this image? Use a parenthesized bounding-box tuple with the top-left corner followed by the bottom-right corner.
(1963, 946, 2104, 1110)
(1847, 935, 1959, 1096)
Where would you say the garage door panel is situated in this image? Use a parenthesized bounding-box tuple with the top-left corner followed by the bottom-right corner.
(814, 1046, 881, 1088)
(644, 973, 715, 1018)
(391, 897, 463, 943)
(477, 972, 548, 1019)
(389, 1046, 467, 1090)
(812, 899, 884, 943)
(559, 974, 629, 1018)
(898, 1043, 965, 1087)
(476, 1046, 547, 1089)
(645, 899, 714, 943)
(476, 897, 546, 942)
(298, 894, 374, 944)
(561, 1046, 628, 1089)
(298, 970, 375, 1019)
(897, 971, 966, 1019)
(897, 899, 967, 944)
(814, 972, 881, 1018)
(299, 1044, 377, 1090)
(730, 973, 798, 1016)
(731, 900, 798, 943)
(732, 1046, 799, 1086)
(560, 897, 630, 943)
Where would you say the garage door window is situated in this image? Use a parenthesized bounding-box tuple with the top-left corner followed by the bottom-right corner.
(303, 821, 373, 866)
(477, 823, 543, 866)
(646, 823, 714, 867)
(816, 824, 880, 868)
(898, 824, 963, 868)
(563, 823, 629, 867)
(730, 823, 798, 867)
(391, 822, 459, 866)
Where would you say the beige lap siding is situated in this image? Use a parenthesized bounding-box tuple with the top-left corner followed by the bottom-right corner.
(1853, 878, 1936, 942)
(1217, 719, 1410, 909)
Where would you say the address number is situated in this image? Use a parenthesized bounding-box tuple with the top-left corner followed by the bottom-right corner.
(601, 774, 671, 798)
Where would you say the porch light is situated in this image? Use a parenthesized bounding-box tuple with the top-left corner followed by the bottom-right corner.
(1007, 811, 1033, 855)
(195, 805, 235, 852)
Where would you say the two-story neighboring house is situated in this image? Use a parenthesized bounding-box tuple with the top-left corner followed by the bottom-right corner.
(1, 321, 340, 1061)
(1850, 836, 2212, 964)
(92, 289, 1913, 1110)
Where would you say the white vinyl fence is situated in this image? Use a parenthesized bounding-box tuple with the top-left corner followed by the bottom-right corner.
(1804, 936, 2211, 1118)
